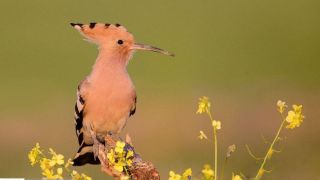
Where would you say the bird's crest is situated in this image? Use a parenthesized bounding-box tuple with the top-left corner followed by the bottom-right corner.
(70, 22, 133, 45)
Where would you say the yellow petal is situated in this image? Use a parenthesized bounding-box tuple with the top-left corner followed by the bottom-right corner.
(182, 168, 192, 177)
(57, 167, 63, 175)
(114, 164, 124, 172)
(126, 150, 134, 158)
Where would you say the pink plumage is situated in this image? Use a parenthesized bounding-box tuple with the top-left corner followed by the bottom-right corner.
(70, 22, 173, 166)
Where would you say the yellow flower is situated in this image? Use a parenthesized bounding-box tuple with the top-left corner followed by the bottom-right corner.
(56, 167, 63, 179)
(72, 170, 79, 176)
(115, 141, 126, 154)
(40, 158, 51, 171)
(114, 164, 124, 172)
(40, 158, 63, 179)
(126, 150, 134, 159)
(65, 158, 74, 168)
(71, 170, 92, 180)
(51, 154, 64, 166)
(42, 168, 55, 179)
(182, 168, 192, 178)
(49, 148, 65, 166)
(28, 143, 42, 166)
(198, 130, 208, 140)
(126, 159, 133, 166)
(71, 170, 82, 180)
(276, 100, 287, 114)
(169, 171, 182, 180)
(107, 149, 115, 164)
(201, 164, 214, 180)
(212, 120, 221, 130)
(121, 176, 130, 180)
(81, 173, 92, 180)
(285, 104, 304, 129)
(29, 145, 92, 180)
(232, 173, 242, 180)
(168, 169, 192, 180)
(107, 145, 133, 173)
(197, 96, 211, 114)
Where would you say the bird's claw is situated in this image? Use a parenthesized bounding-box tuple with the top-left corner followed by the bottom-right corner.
(92, 136, 100, 160)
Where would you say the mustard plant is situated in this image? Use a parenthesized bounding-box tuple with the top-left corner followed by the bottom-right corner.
(28, 140, 134, 179)
(28, 97, 304, 180)
(169, 97, 304, 180)
(169, 168, 192, 180)
(197, 96, 221, 180)
(28, 143, 91, 180)
(106, 141, 134, 174)
(247, 100, 305, 180)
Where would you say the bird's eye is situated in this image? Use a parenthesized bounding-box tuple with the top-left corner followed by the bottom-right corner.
(117, 40, 124, 45)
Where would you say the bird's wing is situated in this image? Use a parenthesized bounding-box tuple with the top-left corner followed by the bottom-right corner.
(129, 96, 137, 116)
(73, 81, 101, 166)
(74, 83, 85, 145)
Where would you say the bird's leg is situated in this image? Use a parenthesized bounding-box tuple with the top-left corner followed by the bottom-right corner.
(88, 123, 104, 160)
(91, 135, 119, 177)
(87, 125, 124, 177)
(93, 136, 102, 160)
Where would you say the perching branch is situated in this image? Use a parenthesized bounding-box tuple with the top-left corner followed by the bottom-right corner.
(89, 129, 160, 180)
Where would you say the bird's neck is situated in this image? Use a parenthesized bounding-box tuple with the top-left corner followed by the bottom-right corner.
(89, 49, 131, 83)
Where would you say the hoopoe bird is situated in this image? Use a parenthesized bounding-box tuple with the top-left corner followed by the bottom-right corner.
(70, 22, 173, 166)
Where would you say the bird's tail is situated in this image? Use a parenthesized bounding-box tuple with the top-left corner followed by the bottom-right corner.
(72, 145, 100, 166)
(73, 85, 100, 166)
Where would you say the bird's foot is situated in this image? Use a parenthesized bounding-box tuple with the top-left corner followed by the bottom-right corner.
(92, 136, 101, 159)
(87, 124, 104, 160)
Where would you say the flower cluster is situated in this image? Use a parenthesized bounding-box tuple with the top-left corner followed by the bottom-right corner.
(232, 173, 242, 180)
(71, 170, 92, 180)
(28, 143, 91, 180)
(171, 97, 305, 180)
(201, 164, 214, 180)
(197, 96, 221, 180)
(276, 100, 287, 114)
(196, 96, 211, 114)
(168, 168, 192, 180)
(107, 141, 134, 173)
(285, 104, 304, 129)
(212, 120, 221, 130)
(28, 143, 42, 166)
(252, 100, 305, 180)
(277, 100, 304, 129)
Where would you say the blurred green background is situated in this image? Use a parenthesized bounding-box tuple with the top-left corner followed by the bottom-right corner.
(0, 0, 319, 179)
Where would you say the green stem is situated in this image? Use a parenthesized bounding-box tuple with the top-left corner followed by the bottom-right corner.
(220, 158, 227, 180)
(207, 110, 218, 180)
(214, 126, 218, 180)
(254, 116, 286, 180)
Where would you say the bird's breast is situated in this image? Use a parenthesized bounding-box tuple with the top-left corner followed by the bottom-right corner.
(82, 77, 135, 134)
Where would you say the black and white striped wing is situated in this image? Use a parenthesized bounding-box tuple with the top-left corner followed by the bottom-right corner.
(129, 96, 137, 117)
(73, 84, 100, 166)
(74, 85, 85, 145)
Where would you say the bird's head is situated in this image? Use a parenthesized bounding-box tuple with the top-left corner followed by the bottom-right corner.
(70, 23, 174, 62)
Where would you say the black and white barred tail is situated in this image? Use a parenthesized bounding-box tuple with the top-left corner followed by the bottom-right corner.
(72, 85, 100, 166)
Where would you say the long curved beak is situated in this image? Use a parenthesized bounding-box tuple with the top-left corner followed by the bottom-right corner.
(132, 43, 174, 57)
